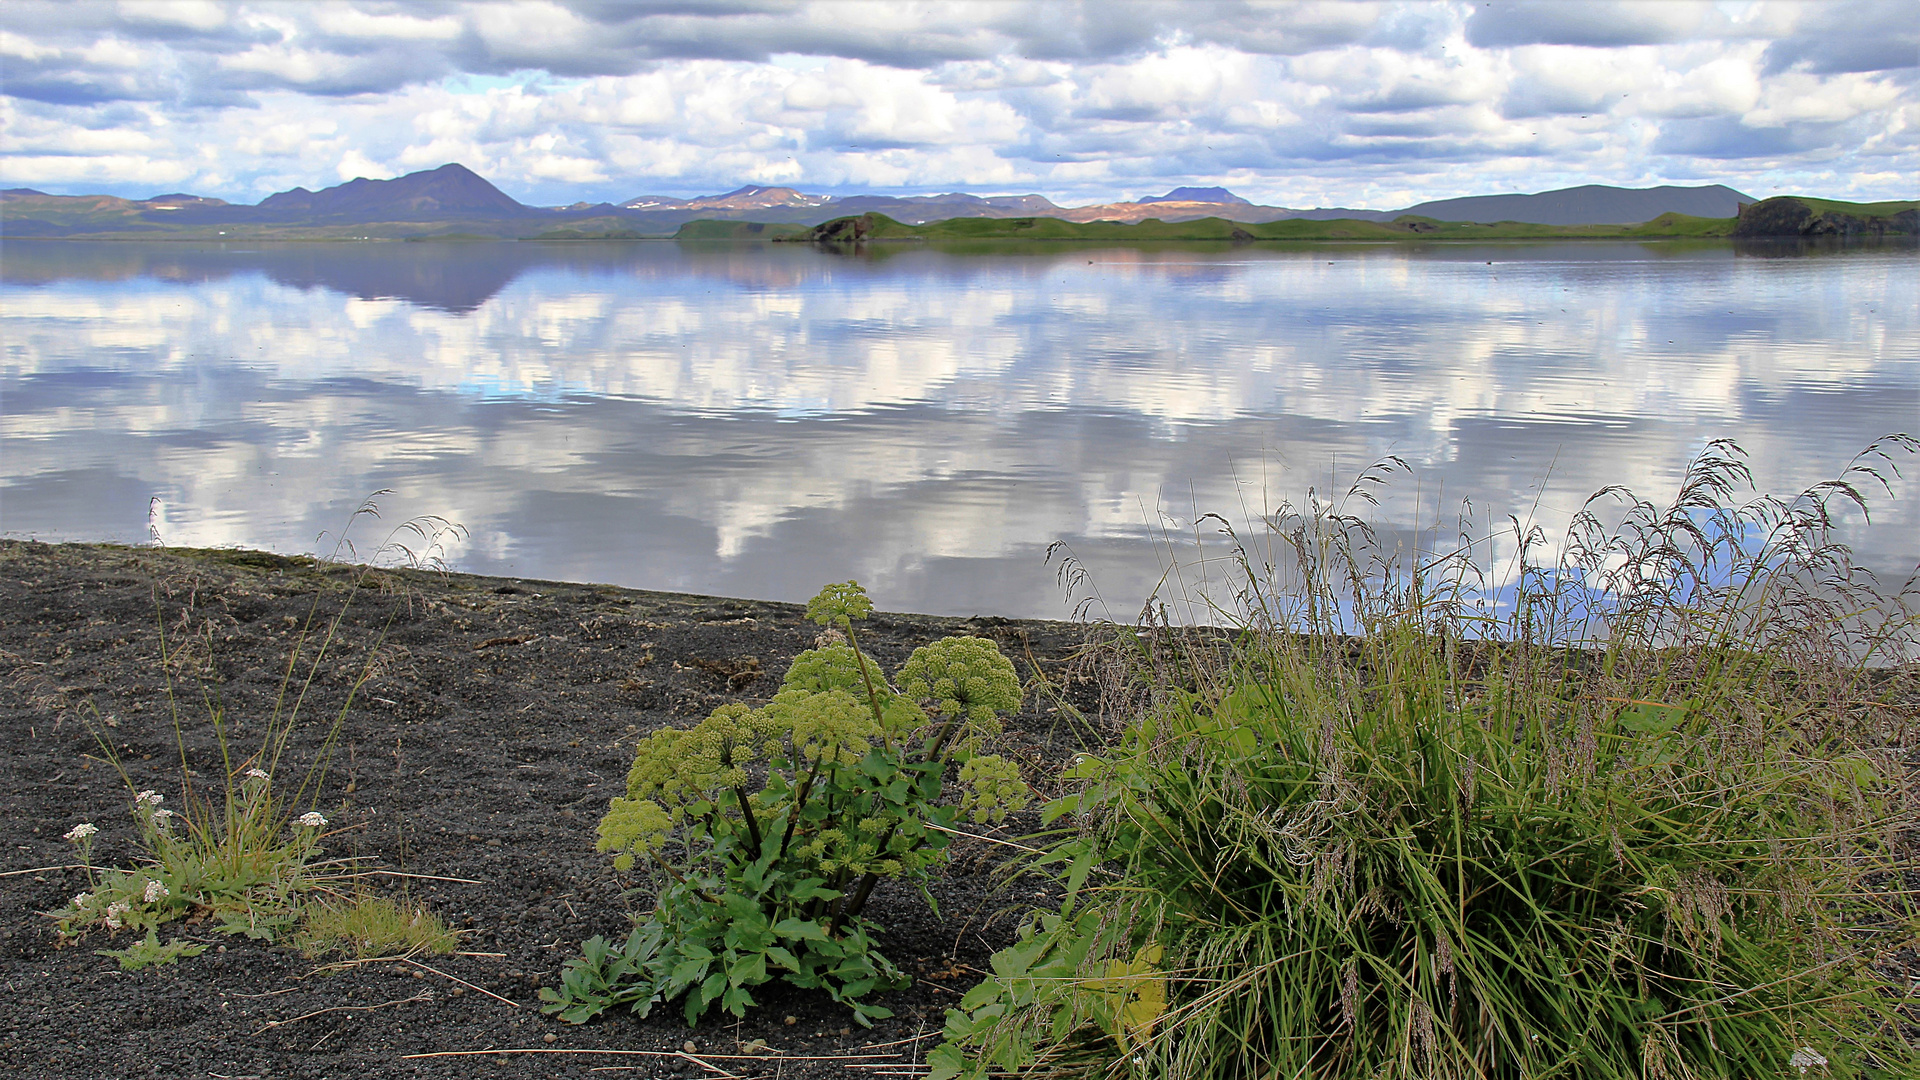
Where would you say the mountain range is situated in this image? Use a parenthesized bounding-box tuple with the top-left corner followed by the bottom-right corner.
(2, 162, 1770, 238)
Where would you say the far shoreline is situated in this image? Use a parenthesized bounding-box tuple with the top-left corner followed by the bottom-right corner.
(0, 537, 1090, 634)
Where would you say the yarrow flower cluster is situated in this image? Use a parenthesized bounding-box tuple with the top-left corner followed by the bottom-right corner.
(63, 823, 98, 843)
(295, 811, 327, 828)
(104, 900, 131, 929)
(143, 879, 169, 904)
(244, 768, 270, 781)
(134, 790, 162, 809)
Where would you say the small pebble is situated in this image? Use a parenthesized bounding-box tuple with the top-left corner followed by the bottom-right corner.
(783, 1014, 797, 1025)
(683, 1040, 698, 1053)
(543, 1032, 558, 1044)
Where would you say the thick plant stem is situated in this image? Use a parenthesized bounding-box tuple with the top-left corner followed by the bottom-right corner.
(776, 767, 819, 861)
(733, 784, 764, 859)
(834, 709, 973, 930)
(840, 619, 888, 729)
(926, 713, 966, 762)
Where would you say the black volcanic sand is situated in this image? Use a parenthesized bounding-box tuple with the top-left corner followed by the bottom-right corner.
(0, 540, 1105, 1079)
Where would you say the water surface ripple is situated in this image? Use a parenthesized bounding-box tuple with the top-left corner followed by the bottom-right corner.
(2, 239, 1914, 619)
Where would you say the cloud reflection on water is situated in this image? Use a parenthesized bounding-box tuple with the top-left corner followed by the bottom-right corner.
(2, 239, 1914, 619)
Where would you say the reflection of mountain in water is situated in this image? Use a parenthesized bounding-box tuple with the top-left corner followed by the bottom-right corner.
(3, 241, 645, 313)
(1, 239, 1188, 312)
(256, 245, 532, 312)
(15, 236, 1901, 316)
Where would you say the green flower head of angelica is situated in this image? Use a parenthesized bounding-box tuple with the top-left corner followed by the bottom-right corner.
(622, 702, 767, 805)
(762, 686, 881, 767)
(595, 798, 674, 872)
(957, 755, 1030, 825)
(899, 636, 1022, 743)
(780, 643, 926, 736)
(806, 580, 875, 626)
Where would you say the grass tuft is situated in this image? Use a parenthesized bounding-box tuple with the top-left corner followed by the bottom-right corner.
(51, 492, 465, 952)
(935, 437, 1919, 1080)
(294, 892, 459, 959)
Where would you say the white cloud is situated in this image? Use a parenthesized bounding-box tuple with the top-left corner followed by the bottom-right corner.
(0, 1, 1913, 204)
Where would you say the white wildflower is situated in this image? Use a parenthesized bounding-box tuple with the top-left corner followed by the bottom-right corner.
(143, 879, 169, 904)
(63, 823, 98, 842)
(295, 811, 327, 829)
(71, 892, 92, 908)
(105, 900, 131, 929)
(134, 790, 162, 808)
(244, 768, 270, 781)
(149, 808, 176, 829)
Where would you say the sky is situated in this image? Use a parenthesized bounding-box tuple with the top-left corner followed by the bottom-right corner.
(2, 1, 1916, 209)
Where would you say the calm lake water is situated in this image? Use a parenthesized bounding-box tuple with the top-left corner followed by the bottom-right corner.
(2, 238, 1915, 620)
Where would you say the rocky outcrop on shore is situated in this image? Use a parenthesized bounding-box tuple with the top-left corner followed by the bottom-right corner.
(1732, 197, 1919, 238)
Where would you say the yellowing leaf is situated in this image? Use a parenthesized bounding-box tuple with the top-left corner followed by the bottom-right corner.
(1081, 943, 1166, 1052)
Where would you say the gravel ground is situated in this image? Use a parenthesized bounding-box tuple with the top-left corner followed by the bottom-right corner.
(0, 540, 1101, 1079)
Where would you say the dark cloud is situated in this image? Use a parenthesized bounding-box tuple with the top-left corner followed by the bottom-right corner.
(0, 51, 182, 107)
(1342, 81, 1474, 114)
(1465, 1, 1705, 49)
(1761, 2, 1919, 74)
(1653, 117, 1845, 160)
(217, 48, 455, 97)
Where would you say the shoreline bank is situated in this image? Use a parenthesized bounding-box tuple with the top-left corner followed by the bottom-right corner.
(0, 539, 1095, 1078)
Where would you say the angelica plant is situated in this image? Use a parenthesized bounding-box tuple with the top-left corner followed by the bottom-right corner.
(547, 581, 1029, 1028)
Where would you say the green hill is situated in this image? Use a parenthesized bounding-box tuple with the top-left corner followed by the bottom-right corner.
(670, 219, 811, 240)
(780, 211, 1750, 245)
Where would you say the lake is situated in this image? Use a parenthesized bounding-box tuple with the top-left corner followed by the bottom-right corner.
(2, 238, 1915, 621)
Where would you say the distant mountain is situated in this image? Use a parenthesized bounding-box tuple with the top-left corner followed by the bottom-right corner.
(255, 163, 528, 220)
(617, 186, 1062, 224)
(828, 192, 1063, 224)
(1400, 184, 1754, 226)
(143, 193, 228, 207)
(1140, 186, 1250, 205)
(0, 165, 1858, 240)
(622, 185, 835, 212)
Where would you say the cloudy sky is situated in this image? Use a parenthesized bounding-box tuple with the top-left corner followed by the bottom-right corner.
(3, 0, 1916, 208)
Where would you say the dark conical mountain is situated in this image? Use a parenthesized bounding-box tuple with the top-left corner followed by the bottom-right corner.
(256, 163, 529, 219)
(1139, 186, 1250, 205)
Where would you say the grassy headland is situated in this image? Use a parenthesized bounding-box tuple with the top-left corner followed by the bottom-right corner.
(769, 196, 1917, 246)
(784, 211, 1736, 244)
(8, 188, 1911, 244)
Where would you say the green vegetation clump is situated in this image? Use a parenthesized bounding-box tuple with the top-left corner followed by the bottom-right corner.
(55, 776, 331, 945)
(295, 892, 459, 959)
(934, 440, 1919, 1080)
(51, 495, 465, 953)
(544, 581, 1029, 1027)
(95, 928, 209, 971)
